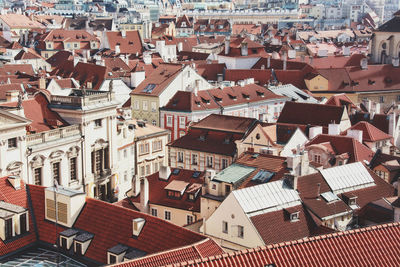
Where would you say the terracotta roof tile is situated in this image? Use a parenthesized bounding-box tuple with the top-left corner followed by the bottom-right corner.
(173, 222, 400, 266)
(106, 31, 143, 54)
(343, 121, 392, 142)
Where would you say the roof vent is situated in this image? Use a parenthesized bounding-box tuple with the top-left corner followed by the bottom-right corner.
(132, 218, 145, 237)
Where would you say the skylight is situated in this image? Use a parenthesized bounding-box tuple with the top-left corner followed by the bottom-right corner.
(320, 191, 340, 203)
(251, 169, 275, 184)
(192, 171, 201, 178)
(142, 83, 156, 93)
(172, 168, 181, 175)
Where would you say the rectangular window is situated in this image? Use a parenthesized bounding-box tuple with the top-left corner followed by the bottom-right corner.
(109, 254, 117, 264)
(34, 167, 42, 185)
(7, 138, 17, 149)
(225, 184, 231, 195)
(152, 140, 162, 152)
(166, 115, 173, 127)
(151, 208, 158, 217)
(124, 171, 128, 182)
(379, 96, 384, 103)
(192, 154, 198, 165)
(177, 151, 184, 163)
(75, 242, 82, 255)
(94, 119, 102, 127)
(146, 164, 150, 175)
(206, 156, 213, 168)
(142, 100, 148, 111)
(238, 225, 244, 238)
(134, 100, 140, 110)
(124, 149, 127, 158)
(20, 213, 27, 234)
(70, 157, 77, 181)
(95, 150, 102, 174)
(151, 102, 157, 112)
(52, 162, 60, 184)
(179, 117, 186, 128)
(139, 143, 149, 155)
(222, 221, 228, 233)
(314, 154, 321, 164)
(165, 210, 171, 220)
(5, 218, 12, 239)
(187, 215, 194, 225)
(221, 158, 228, 169)
(74, 43, 78, 48)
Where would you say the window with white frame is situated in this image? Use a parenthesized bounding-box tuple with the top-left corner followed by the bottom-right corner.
(139, 143, 149, 155)
(34, 167, 42, 185)
(134, 100, 140, 110)
(70, 157, 77, 182)
(177, 151, 184, 163)
(179, 117, 186, 128)
(166, 115, 173, 127)
(192, 154, 198, 165)
(152, 140, 162, 152)
(142, 100, 148, 111)
(221, 158, 228, 169)
(151, 102, 157, 112)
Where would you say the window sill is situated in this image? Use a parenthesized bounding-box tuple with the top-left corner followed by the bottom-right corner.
(7, 147, 18, 151)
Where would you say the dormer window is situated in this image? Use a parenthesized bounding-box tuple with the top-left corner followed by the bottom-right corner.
(0, 201, 29, 241)
(290, 211, 300, 222)
(73, 232, 94, 256)
(349, 196, 357, 206)
(165, 180, 189, 199)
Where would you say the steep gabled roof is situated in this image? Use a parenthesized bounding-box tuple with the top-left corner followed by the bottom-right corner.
(105, 31, 143, 54)
(344, 121, 392, 142)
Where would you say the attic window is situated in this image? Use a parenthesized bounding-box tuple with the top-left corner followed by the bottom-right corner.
(228, 94, 237, 100)
(351, 81, 359, 86)
(256, 91, 264, 97)
(348, 196, 357, 206)
(201, 97, 210, 104)
(132, 218, 145, 237)
(142, 83, 156, 93)
(129, 41, 134, 45)
(214, 96, 222, 102)
(192, 171, 201, 178)
(385, 77, 392, 83)
(290, 211, 299, 222)
(342, 81, 349, 86)
(368, 79, 375, 85)
(242, 93, 250, 99)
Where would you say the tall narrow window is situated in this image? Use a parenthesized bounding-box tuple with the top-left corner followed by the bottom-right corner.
(192, 154, 198, 165)
(34, 167, 42, 185)
(5, 218, 12, 239)
(178, 151, 184, 163)
(7, 138, 17, 149)
(70, 157, 77, 181)
(206, 156, 213, 168)
(222, 221, 228, 233)
(52, 162, 60, 185)
(165, 210, 171, 220)
(20, 213, 27, 234)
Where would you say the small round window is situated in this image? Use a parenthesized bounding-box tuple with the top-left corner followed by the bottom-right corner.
(256, 133, 261, 140)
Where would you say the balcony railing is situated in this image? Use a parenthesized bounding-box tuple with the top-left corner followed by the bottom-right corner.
(50, 91, 114, 108)
(27, 125, 81, 146)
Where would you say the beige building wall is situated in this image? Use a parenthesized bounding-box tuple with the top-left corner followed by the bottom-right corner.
(148, 203, 200, 227)
(131, 95, 160, 126)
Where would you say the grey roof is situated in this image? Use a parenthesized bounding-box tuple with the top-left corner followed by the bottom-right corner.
(377, 16, 400, 32)
(60, 229, 79, 237)
(45, 186, 85, 197)
(108, 244, 129, 255)
(269, 84, 318, 103)
(124, 248, 147, 260)
(0, 201, 27, 213)
(233, 180, 301, 217)
(74, 232, 94, 242)
(320, 162, 375, 194)
(212, 164, 256, 184)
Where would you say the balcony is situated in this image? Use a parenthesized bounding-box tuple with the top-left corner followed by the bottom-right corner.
(26, 125, 81, 146)
(49, 90, 115, 109)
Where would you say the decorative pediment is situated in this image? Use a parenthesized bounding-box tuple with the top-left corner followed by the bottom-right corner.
(6, 161, 23, 171)
(92, 138, 108, 149)
(49, 150, 64, 159)
(67, 146, 80, 157)
(30, 155, 46, 168)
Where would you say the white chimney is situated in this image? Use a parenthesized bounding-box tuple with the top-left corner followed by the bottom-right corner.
(159, 166, 171, 181)
(267, 57, 271, 68)
(224, 37, 230, 55)
(177, 42, 183, 52)
(283, 58, 287, 70)
(6, 90, 20, 102)
(347, 129, 363, 143)
(139, 177, 149, 213)
(237, 80, 245, 87)
(309, 126, 323, 139)
(342, 46, 350, 56)
(389, 113, 395, 136)
(360, 58, 368, 70)
(241, 42, 248, 56)
(288, 49, 296, 59)
(121, 30, 126, 38)
(143, 53, 152, 65)
(328, 123, 340, 135)
(115, 45, 120, 54)
(130, 70, 145, 88)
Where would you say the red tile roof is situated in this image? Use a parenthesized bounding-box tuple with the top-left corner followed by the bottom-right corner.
(278, 102, 345, 127)
(131, 64, 182, 96)
(325, 93, 357, 109)
(14, 48, 43, 60)
(126, 169, 205, 212)
(105, 31, 143, 55)
(0, 64, 35, 76)
(163, 84, 284, 112)
(174, 222, 400, 267)
(232, 24, 262, 35)
(192, 114, 258, 134)
(306, 134, 374, 163)
(112, 238, 224, 267)
(27, 184, 221, 265)
(0, 177, 37, 256)
(36, 29, 98, 51)
(0, 93, 68, 132)
(250, 204, 330, 245)
(343, 121, 392, 142)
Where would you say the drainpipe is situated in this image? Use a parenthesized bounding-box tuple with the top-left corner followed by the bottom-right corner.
(80, 135, 86, 193)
